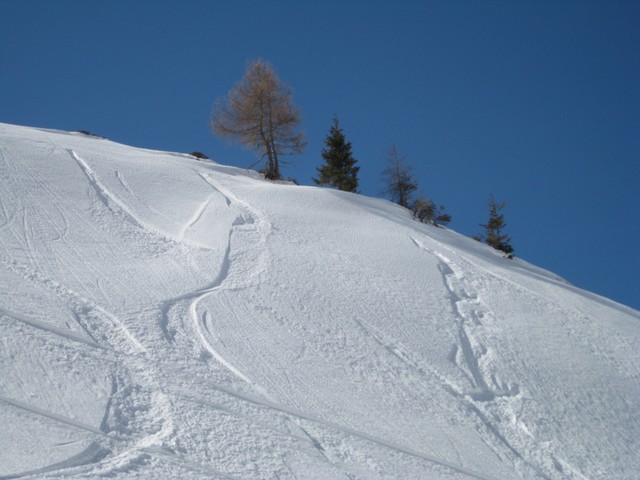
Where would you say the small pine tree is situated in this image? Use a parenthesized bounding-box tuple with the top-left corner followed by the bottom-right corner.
(381, 145, 418, 208)
(313, 116, 359, 192)
(412, 197, 436, 223)
(412, 196, 452, 227)
(434, 204, 452, 227)
(480, 194, 514, 255)
(190, 151, 209, 160)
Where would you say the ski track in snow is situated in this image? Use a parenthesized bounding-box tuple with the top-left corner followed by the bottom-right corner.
(0, 148, 172, 476)
(0, 255, 146, 355)
(158, 175, 507, 479)
(410, 237, 516, 399)
(2, 124, 638, 479)
(70, 149, 212, 251)
(42, 150, 274, 475)
(410, 236, 556, 479)
(166, 172, 272, 393)
(114, 169, 182, 229)
(0, 442, 109, 480)
(0, 396, 110, 437)
(177, 193, 215, 240)
(0, 306, 100, 348)
(174, 386, 504, 480)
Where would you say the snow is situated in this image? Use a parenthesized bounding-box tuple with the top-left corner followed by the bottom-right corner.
(0, 122, 638, 479)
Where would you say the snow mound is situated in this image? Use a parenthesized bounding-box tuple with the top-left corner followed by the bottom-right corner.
(1, 122, 638, 479)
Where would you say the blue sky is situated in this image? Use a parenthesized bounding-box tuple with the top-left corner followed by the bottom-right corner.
(1, 0, 638, 310)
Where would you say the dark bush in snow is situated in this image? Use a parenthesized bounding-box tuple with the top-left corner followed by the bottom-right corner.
(190, 151, 210, 160)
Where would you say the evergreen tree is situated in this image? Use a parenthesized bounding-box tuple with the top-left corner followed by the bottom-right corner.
(412, 196, 452, 227)
(480, 194, 514, 255)
(412, 197, 435, 223)
(313, 116, 359, 192)
(381, 145, 418, 208)
(433, 204, 452, 227)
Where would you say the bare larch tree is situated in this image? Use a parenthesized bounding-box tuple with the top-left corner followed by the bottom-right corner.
(211, 59, 306, 180)
(381, 145, 418, 208)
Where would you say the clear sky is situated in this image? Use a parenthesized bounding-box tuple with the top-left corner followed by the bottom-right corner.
(1, 0, 638, 310)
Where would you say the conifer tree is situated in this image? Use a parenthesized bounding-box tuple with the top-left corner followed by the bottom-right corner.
(433, 204, 452, 227)
(412, 197, 435, 223)
(211, 59, 306, 180)
(480, 194, 514, 255)
(412, 196, 452, 227)
(381, 145, 418, 208)
(313, 116, 359, 192)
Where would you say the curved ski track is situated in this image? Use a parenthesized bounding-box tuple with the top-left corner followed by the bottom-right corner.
(410, 235, 593, 480)
(0, 151, 516, 480)
(1, 148, 179, 478)
(128, 170, 505, 479)
(70, 149, 213, 251)
(177, 172, 273, 393)
(2, 131, 609, 479)
(152, 176, 510, 480)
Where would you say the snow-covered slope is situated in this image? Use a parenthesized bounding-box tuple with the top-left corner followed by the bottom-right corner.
(0, 122, 638, 480)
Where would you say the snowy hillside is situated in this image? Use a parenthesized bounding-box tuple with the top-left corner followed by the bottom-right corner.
(0, 122, 638, 480)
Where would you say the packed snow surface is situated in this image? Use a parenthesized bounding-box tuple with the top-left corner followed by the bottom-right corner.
(0, 122, 638, 479)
